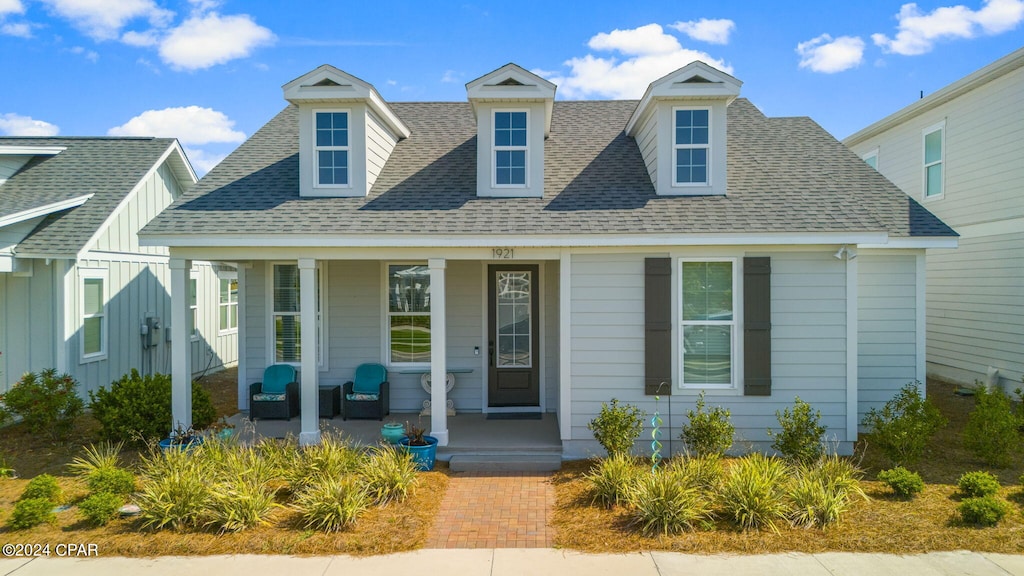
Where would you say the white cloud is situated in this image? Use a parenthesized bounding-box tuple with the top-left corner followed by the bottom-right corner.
(0, 113, 59, 136)
(0, 0, 23, 16)
(873, 0, 1024, 55)
(70, 45, 99, 62)
(158, 12, 274, 70)
(796, 34, 865, 73)
(40, 0, 173, 41)
(182, 146, 226, 176)
(669, 18, 736, 44)
(1, 21, 30, 37)
(107, 106, 245, 145)
(440, 70, 460, 83)
(543, 24, 731, 99)
(121, 29, 159, 47)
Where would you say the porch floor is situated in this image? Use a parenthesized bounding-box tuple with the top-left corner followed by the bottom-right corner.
(224, 411, 563, 460)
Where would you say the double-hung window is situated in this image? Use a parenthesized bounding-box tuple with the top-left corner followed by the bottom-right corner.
(386, 264, 431, 364)
(270, 263, 324, 366)
(680, 259, 736, 387)
(494, 111, 527, 186)
(189, 277, 199, 340)
(923, 122, 944, 199)
(314, 110, 349, 187)
(81, 270, 107, 362)
(674, 108, 710, 186)
(219, 277, 238, 333)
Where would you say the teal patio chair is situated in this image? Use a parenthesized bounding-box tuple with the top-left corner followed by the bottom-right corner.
(342, 363, 390, 420)
(249, 364, 300, 420)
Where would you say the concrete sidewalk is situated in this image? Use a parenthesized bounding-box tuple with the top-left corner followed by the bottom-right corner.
(2, 550, 1023, 576)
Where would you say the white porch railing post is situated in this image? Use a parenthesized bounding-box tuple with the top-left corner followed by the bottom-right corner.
(298, 258, 320, 446)
(428, 258, 448, 446)
(169, 258, 192, 433)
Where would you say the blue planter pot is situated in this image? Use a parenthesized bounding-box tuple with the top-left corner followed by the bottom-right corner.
(381, 423, 406, 445)
(399, 436, 438, 471)
(158, 436, 204, 451)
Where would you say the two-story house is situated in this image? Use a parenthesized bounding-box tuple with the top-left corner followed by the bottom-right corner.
(139, 62, 956, 459)
(845, 47, 1022, 393)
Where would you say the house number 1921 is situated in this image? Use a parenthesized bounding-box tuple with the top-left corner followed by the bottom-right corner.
(492, 248, 514, 259)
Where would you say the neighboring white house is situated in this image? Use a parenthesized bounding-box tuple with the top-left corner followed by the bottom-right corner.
(844, 47, 1022, 392)
(0, 137, 238, 396)
(140, 62, 957, 458)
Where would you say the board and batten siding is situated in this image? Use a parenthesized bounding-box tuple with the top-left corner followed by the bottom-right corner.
(565, 251, 852, 459)
(857, 253, 919, 421)
(92, 164, 180, 255)
(0, 259, 57, 392)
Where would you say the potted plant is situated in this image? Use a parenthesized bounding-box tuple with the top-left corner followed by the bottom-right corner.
(208, 416, 236, 441)
(399, 422, 438, 471)
(158, 424, 204, 451)
(380, 420, 406, 445)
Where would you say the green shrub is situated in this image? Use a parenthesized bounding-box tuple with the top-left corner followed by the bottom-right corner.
(789, 456, 864, 527)
(877, 467, 924, 498)
(665, 454, 725, 492)
(587, 399, 645, 458)
(78, 492, 123, 527)
(88, 369, 215, 445)
(8, 498, 56, 530)
(586, 453, 641, 508)
(768, 397, 826, 465)
(962, 386, 1022, 468)
(294, 474, 371, 532)
(627, 469, 714, 536)
(68, 441, 124, 477)
(680, 392, 734, 458)
(136, 448, 213, 530)
(86, 468, 136, 496)
(958, 495, 1009, 527)
(360, 444, 420, 505)
(861, 382, 946, 467)
(0, 369, 83, 441)
(20, 474, 62, 503)
(207, 479, 277, 533)
(720, 453, 791, 533)
(957, 471, 1001, 498)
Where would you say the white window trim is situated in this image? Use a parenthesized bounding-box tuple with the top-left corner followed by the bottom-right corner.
(313, 108, 352, 189)
(189, 272, 200, 342)
(218, 271, 239, 336)
(492, 108, 529, 189)
(382, 261, 432, 367)
(79, 268, 108, 363)
(922, 120, 945, 201)
(266, 261, 327, 370)
(672, 106, 712, 188)
(678, 257, 740, 390)
(862, 147, 879, 171)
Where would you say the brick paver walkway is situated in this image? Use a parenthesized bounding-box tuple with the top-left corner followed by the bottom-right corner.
(425, 471, 556, 548)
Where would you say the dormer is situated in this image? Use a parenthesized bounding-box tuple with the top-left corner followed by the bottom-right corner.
(283, 65, 410, 198)
(466, 64, 556, 198)
(626, 61, 741, 196)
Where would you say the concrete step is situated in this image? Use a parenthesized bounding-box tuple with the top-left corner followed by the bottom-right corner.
(448, 453, 563, 472)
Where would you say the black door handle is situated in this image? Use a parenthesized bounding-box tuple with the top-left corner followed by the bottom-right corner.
(488, 340, 495, 367)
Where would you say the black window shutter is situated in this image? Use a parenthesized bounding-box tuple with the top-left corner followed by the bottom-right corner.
(645, 258, 672, 395)
(743, 257, 772, 396)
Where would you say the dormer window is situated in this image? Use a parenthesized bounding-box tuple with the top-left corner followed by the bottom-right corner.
(314, 110, 350, 188)
(494, 111, 528, 186)
(674, 108, 710, 186)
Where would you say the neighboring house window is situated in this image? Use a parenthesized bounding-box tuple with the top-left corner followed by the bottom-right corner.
(862, 149, 878, 171)
(923, 122, 944, 198)
(270, 263, 324, 366)
(680, 259, 736, 387)
(494, 111, 527, 186)
(189, 277, 199, 340)
(314, 110, 349, 187)
(386, 264, 431, 364)
(80, 270, 107, 362)
(219, 277, 238, 333)
(674, 108, 710, 186)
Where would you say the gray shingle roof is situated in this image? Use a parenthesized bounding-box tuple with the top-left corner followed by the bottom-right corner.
(0, 137, 176, 256)
(141, 99, 955, 239)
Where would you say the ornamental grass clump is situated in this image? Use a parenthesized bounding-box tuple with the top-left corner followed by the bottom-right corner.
(67, 441, 124, 477)
(207, 479, 277, 533)
(294, 474, 371, 532)
(136, 446, 214, 531)
(788, 455, 865, 528)
(587, 399, 645, 458)
(957, 471, 1001, 498)
(680, 392, 735, 458)
(284, 432, 364, 493)
(768, 397, 826, 465)
(626, 468, 714, 536)
(877, 467, 924, 498)
(665, 454, 725, 492)
(360, 444, 420, 505)
(586, 453, 641, 508)
(861, 382, 945, 467)
(962, 385, 1022, 468)
(720, 453, 791, 533)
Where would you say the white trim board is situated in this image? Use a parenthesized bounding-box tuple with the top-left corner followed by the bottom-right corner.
(0, 194, 93, 229)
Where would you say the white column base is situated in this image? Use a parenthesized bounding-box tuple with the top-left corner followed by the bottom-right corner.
(298, 430, 321, 446)
(430, 429, 449, 446)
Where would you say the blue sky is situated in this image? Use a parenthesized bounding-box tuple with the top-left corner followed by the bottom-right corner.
(1, 0, 1022, 174)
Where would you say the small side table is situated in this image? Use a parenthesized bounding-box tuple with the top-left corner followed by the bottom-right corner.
(318, 385, 341, 419)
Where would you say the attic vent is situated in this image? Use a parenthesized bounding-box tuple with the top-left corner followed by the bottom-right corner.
(311, 78, 342, 87)
(495, 77, 526, 86)
(681, 75, 714, 83)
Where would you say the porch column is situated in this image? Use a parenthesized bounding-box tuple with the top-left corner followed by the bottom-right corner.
(845, 250, 859, 441)
(559, 249, 572, 441)
(169, 258, 192, 432)
(428, 258, 448, 446)
(298, 258, 320, 446)
(236, 265, 247, 411)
